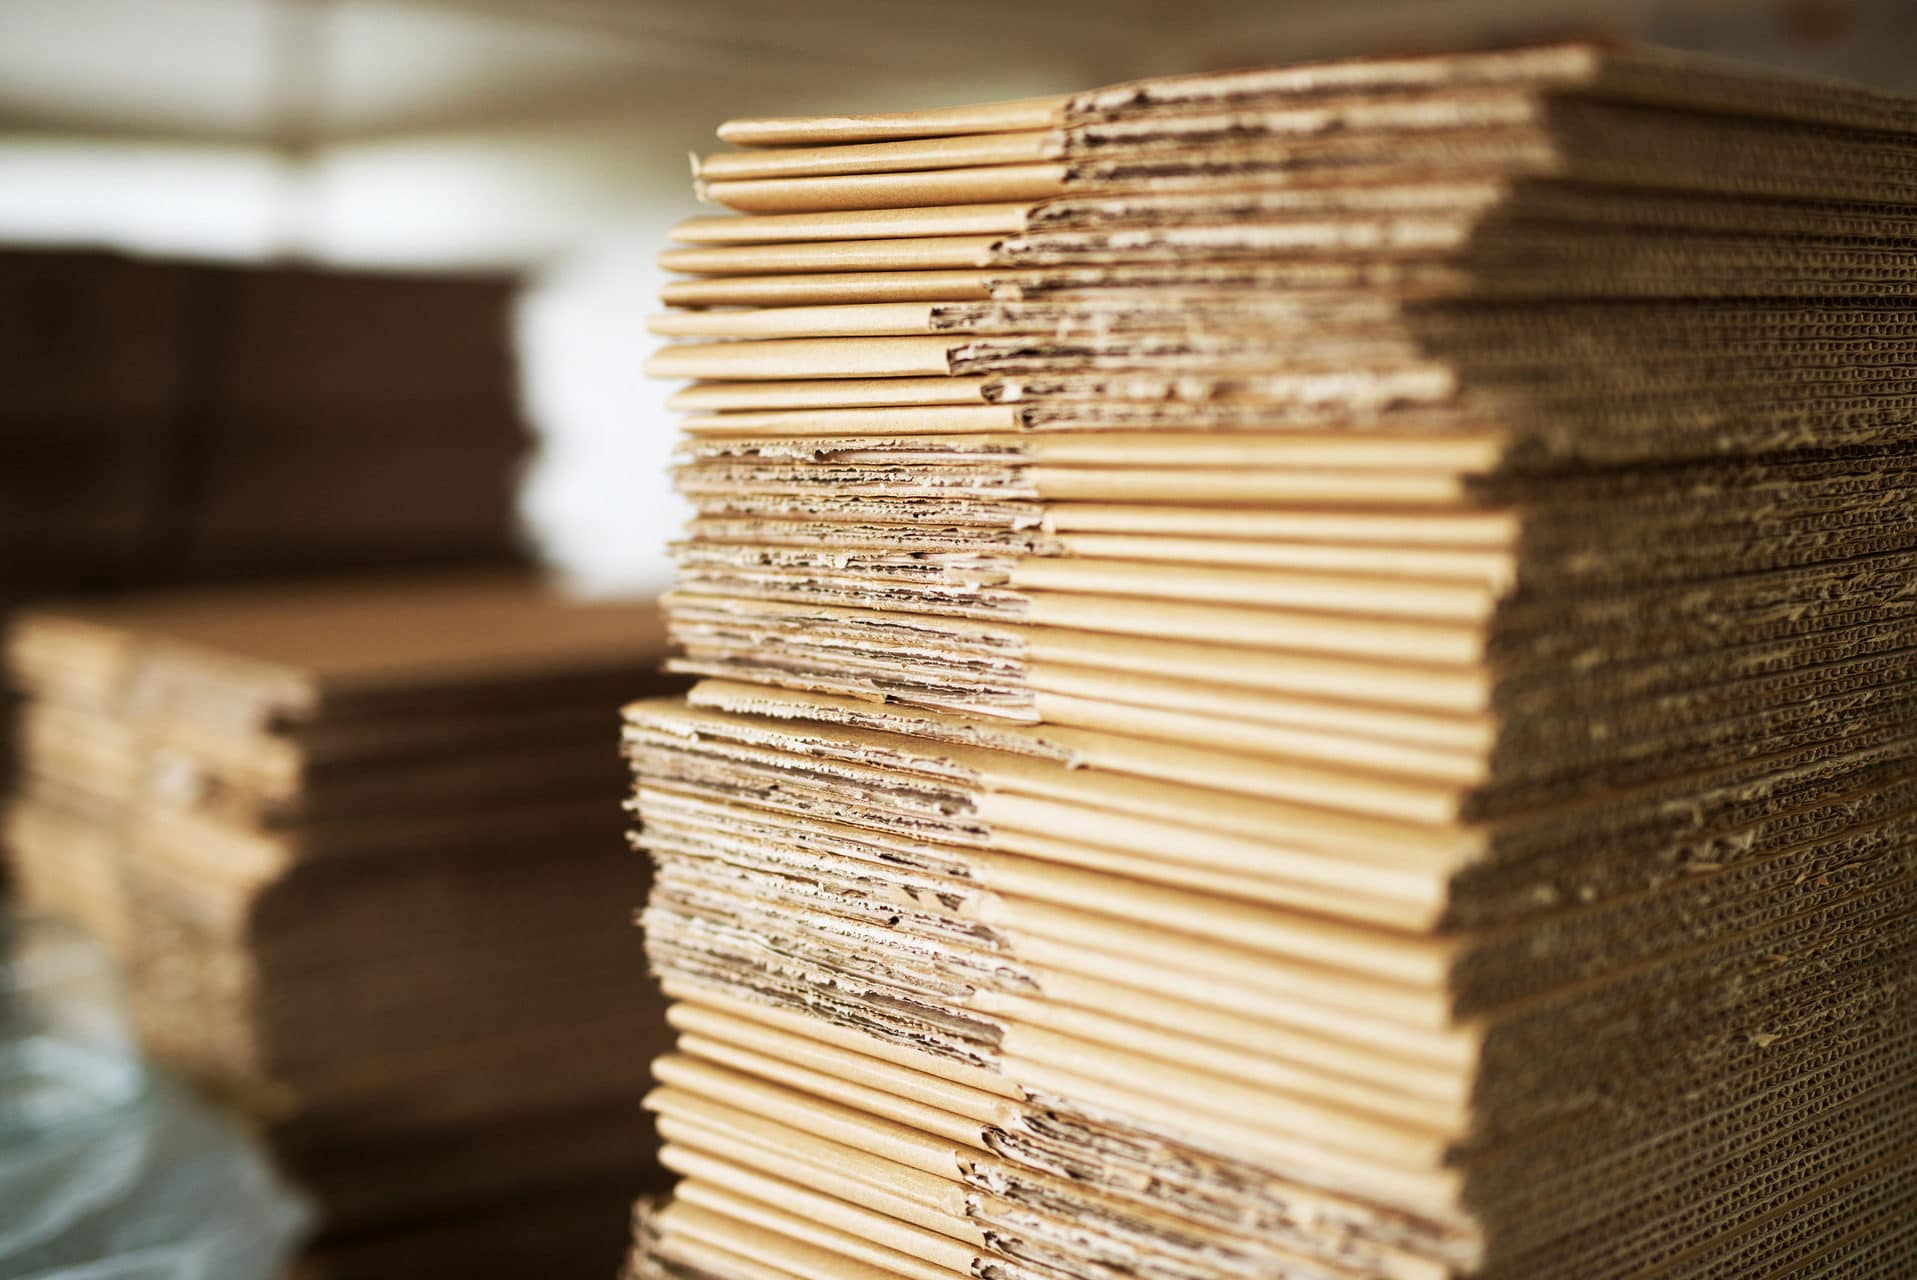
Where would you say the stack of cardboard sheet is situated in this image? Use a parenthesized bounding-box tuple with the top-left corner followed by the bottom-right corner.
(0, 251, 529, 593)
(0, 250, 532, 791)
(619, 41, 1917, 1280)
(3, 576, 675, 1279)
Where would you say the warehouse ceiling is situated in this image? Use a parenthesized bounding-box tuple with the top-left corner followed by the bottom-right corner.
(6, 0, 1914, 146)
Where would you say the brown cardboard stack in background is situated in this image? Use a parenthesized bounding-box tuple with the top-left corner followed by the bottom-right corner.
(0, 251, 533, 788)
(0, 252, 529, 593)
(4, 576, 677, 1279)
(623, 43, 1917, 1280)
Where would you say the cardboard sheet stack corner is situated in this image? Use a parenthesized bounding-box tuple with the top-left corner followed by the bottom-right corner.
(622, 42, 1917, 1280)
(3, 576, 677, 1279)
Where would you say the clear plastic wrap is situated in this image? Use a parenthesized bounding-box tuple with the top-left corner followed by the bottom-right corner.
(0, 913, 310, 1280)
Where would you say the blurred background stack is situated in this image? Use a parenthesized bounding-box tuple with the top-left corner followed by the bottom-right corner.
(0, 253, 530, 788)
(8, 576, 676, 1277)
(0, 253, 524, 591)
(4, 2, 1917, 1278)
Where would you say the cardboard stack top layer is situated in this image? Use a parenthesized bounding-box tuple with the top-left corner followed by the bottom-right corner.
(623, 42, 1917, 1280)
(4, 575, 677, 1280)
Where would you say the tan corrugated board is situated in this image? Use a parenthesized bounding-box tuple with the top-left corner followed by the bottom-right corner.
(660, 270, 997, 307)
(704, 164, 1068, 213)
(697, 130, 1054, 182)
(718, 95, 1071, 147)
(660, 235, 1003, 275)
(672, 202, 1036, 244)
